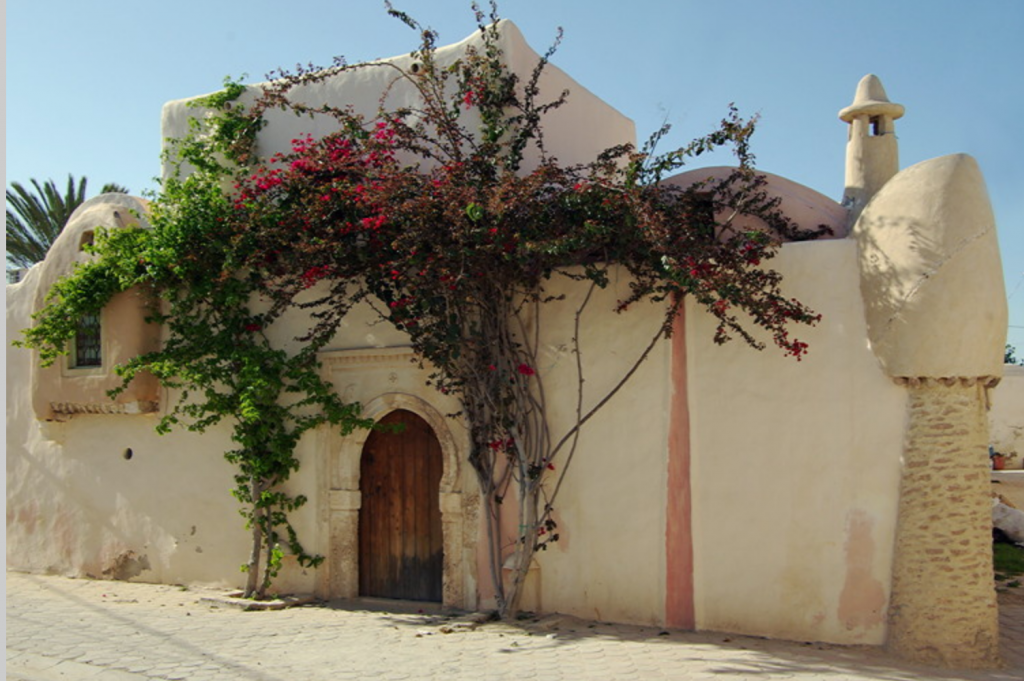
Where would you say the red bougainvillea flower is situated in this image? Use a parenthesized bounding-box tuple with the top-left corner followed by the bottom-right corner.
(787, 340, 810, 361)
(301, 265, 331, 288)
(517, 363, 535, 376)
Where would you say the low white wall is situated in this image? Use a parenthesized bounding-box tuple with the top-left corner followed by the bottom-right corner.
(8, 238, 913, 638)
(687, 238, 906, 645)
(8, 264, 672, 622)
(991, 365, 1024, 468)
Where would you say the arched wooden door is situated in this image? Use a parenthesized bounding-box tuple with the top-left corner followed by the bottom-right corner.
(359, 409, 444, 601)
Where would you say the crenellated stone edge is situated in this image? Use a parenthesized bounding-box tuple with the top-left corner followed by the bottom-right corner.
(892, 376, 1000, 389)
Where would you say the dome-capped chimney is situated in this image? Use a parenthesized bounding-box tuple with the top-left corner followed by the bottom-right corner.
(840, 74, 904, 224)
(840, 74, 905, 123)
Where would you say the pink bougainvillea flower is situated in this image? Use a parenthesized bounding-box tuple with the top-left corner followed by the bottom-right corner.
(517, 363, 535, 376)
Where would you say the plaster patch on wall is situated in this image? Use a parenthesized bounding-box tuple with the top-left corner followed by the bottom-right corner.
(9, 501, 40, 536)
(102, 551, 151, 581)
(53, 507, 79, 568)
(837, 509, 885, 631)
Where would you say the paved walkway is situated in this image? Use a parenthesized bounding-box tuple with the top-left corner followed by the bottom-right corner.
(6, 571, 1023, 680)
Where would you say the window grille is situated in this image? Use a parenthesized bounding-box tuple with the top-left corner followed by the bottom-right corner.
(74, 313, 102, 367)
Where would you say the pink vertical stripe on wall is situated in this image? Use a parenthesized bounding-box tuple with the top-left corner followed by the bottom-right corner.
(666, 306, 695, 629)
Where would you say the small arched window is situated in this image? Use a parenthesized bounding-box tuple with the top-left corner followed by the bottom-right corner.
(79, 230, 95, 251)
(72, 312, 102, 367)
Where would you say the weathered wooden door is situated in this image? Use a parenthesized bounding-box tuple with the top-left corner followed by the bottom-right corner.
(359, 410, 444, 601)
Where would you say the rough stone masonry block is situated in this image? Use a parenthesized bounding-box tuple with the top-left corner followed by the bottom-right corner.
(887, 381, 999, 667)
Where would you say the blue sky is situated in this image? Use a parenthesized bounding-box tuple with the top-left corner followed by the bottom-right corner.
(6, 0, 1023, 350)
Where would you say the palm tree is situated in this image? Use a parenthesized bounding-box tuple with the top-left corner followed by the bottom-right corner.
(6, 175, 129, 273)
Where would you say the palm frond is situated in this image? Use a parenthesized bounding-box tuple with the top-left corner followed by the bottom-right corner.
(5, 175, 125, 269)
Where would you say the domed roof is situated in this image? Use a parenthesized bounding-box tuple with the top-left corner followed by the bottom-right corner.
(663, 167, 849, 239)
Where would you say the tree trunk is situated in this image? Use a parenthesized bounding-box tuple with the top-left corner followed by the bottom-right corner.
(500, 483, 538, 620)
(259, 503, 275, 599)
(243, 478, 263, 598)
(474, 465, 506, 615)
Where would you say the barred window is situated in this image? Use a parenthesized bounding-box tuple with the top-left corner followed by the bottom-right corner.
(73, 313, 102, 367)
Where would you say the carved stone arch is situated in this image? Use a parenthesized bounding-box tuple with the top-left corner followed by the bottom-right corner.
(343, 393, 462, 494)
(319, 390, 475, 610)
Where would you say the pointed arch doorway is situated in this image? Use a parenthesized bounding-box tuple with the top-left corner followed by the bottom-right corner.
(358, 409, 444, 602)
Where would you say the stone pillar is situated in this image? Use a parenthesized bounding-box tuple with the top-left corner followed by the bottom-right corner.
(328, 489, 361, 599)
(439, 491, 465, 609)
(849, 149, 1007, 667)
(887, 379, 999, 667)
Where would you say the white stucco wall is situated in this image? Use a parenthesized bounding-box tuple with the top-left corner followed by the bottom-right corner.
(161, 20, 636, 180)
(687, 238, 906, 645)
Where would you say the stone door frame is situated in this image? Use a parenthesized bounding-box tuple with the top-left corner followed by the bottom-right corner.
(316, 349, 477, 610)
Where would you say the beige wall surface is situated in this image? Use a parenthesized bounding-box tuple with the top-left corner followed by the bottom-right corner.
(7, 271, 460, 595)
(297, 269, 675, 623)
(8, 273, 250, 587)
(687, 239, 906, 645)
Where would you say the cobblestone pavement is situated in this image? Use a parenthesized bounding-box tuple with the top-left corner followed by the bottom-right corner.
(6, 571, 1023, 680)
